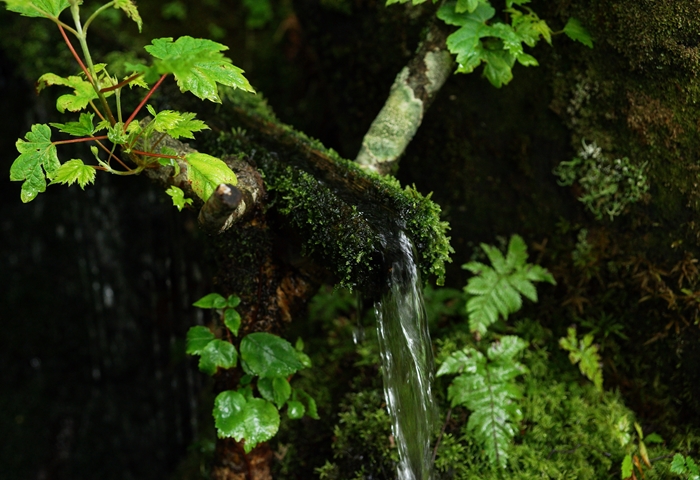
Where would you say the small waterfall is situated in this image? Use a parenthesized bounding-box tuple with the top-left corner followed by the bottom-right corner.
(375, 230, 437, 480)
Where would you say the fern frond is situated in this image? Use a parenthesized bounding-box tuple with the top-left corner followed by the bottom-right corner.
(559, 326, 603, 391)
(438, 335, 528, 468)
(463, 235, 555, 334)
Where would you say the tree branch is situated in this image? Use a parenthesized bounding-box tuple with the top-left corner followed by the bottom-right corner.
(355, 19, 454, 175)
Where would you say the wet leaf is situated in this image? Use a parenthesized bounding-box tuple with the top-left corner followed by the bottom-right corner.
(185, 152, 238, 202)
(10, 124, 60, 203)
(49, 159, 95, 189)
(198, 339, 237, 375)
(2, 0, 69, 18)
(193, 293, 227, 309)
(185, 326, 215, 355)
(240, 332, 305, 378)
(213, 392, 280, 453)
(165, 185, 193, 211)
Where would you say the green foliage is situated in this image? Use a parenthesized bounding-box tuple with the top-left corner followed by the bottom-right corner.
(3, 0, 253, 208)
(462, 234, 555, 335)
(563, 18, 593, 48)
(437, 335, 529, 468)
(389, 0, 591, 88)
(671, 454, 700, 479)
(165, 186, 193, 211)
(188, 293, 317, 453)
(49, 159, 96, 189)
(315, 390, 399, 480)
(559, 326, 603, 391)
(553, 140, 649, 220)
(9, 124, 60, 202)
(184, 152, 238, 202)
(141, 36, 254, 102)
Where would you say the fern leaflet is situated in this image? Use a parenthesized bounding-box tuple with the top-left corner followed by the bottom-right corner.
(463, 235, 555, 334)
(437, 335, 528, 468)
(559, 326, 603, 391)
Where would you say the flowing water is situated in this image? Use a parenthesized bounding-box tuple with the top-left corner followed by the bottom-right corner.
(374, 231, 437, 480)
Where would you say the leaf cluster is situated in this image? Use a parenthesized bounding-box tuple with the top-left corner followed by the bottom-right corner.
(3, 0, 253, 207)
(187, 293, 317, 453)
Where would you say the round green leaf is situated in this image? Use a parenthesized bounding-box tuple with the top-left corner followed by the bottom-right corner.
(198, 339, 237, 375)
(240, 332, 304, 378)
(272, 377, 292, 408)
(227, 295, 241, 308)
(213, 392, 280, 453)
(186, 326, 215, 355)
(193, 293, 226, 309)
(224, 308, 241, 336)
(287, 400, 305, 419)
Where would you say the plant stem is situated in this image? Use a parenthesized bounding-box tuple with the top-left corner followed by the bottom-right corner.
(124, 74, 168, 130)
(69, 1, 116, 125)
(57, 23, 93, 82)
(83, 1, 115, 33)
(131, 149, 181, 160)
(93, 139, 133, 172)
(53, 135, 109, 145)
(100, 73, 143, 94)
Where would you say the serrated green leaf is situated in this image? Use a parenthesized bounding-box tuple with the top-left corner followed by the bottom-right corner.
(51, 113, 95, 137)
(185, 326, 215, 355)
(165, 185, 193, 212)
(2, 0, 69, 18)
(688, 456, 700, 475)
(193, 293, 227, 309)
(107, 122, 129, 144)
(622, 454, 633, 477)
(482, 47, 515, 88)
(563, 18, 593, 48)
(144, 36, 255, 103)
(436, 350, 474, 376)
(240, 332, 305, 378)
(559, 327, 603, 391)
(145, 105, 209, 140)
(455, 0, 479, 14)
(287, 400, 305, 419)
(198, 339, 237, 375)
(113, 0, 142, 32)
(10, 124, 60, 203)
(185, 152, 238, 202)
(227, 295, 241, 308)
(49, 159, 96, 189)
(37, 73, 98, 113)
(438, 1, 495, 26)
(213, 393, 279, 453)
(487, 335, 528, 362)
(224, 308, 241, 336)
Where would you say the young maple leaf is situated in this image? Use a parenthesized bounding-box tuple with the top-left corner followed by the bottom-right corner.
(37, 73, 98, 113)
(113, 0, 142, 32)
(49, 159, 96, 189)
(10, 124, 60, 202)
(144, 36, 255, 103)
(2, 0, 69, 19)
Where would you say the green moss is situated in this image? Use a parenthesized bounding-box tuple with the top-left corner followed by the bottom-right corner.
(201, 88, 453, 292)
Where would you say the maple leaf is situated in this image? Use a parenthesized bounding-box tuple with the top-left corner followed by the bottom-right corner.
(145, 105, 209, 140)
(9, 124, 60, 203)
(165, 185, 193, 211)
(51, 113, 95, 137)
(49, 159, 96, 189)
(144, 36, 254, 103)
(185, 152, 238, 201)
(2, 0, 69, 19)
(37, 73, 98, 113)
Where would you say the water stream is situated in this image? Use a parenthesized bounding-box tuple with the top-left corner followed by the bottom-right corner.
(374, 230, 437, 480)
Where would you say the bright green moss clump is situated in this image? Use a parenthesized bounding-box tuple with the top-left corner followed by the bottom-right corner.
(202, 88, 452, 292)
